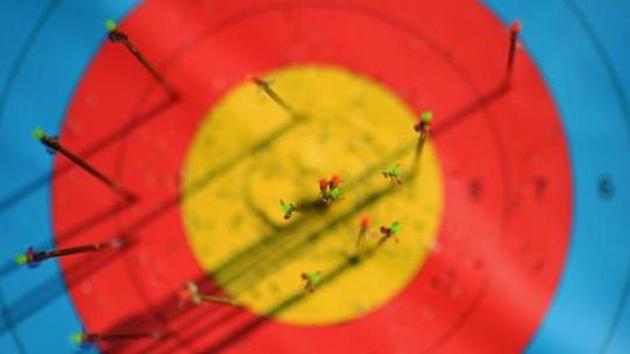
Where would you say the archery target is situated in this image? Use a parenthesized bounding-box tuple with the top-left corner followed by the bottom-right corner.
(0, 1, 628, 353)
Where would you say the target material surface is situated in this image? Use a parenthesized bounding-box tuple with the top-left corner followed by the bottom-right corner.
(0, 1, 628, 353)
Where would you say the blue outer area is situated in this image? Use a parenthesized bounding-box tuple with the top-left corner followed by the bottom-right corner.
(0, 1, 139, 353)
(483, 1, 630, 353)
(0, 1, 629, 353)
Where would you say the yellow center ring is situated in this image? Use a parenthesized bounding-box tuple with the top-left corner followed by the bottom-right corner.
(182, 65, 444, 325)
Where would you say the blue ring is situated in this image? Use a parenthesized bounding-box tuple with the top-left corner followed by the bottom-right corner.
(483, 1, 630, 353)
(0, 1, 140, 353)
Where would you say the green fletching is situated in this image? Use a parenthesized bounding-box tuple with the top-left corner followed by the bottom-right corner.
(105, 19, 118, 32)
(421, 111, 433, 123)
(32, 128, 45, 141)
(330, 187, 343, 199)
(281, 201, 293, 213)
(14, 254, 27, 265)
(70, 332, 84, 344)
(390, 222, 401, 235)
(307, 272, 321, 285)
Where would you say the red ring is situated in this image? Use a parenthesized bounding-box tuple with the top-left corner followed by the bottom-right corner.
(53, 0, 571, 353)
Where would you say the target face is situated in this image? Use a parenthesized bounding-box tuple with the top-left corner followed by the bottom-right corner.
(0, 1, 629, 354)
